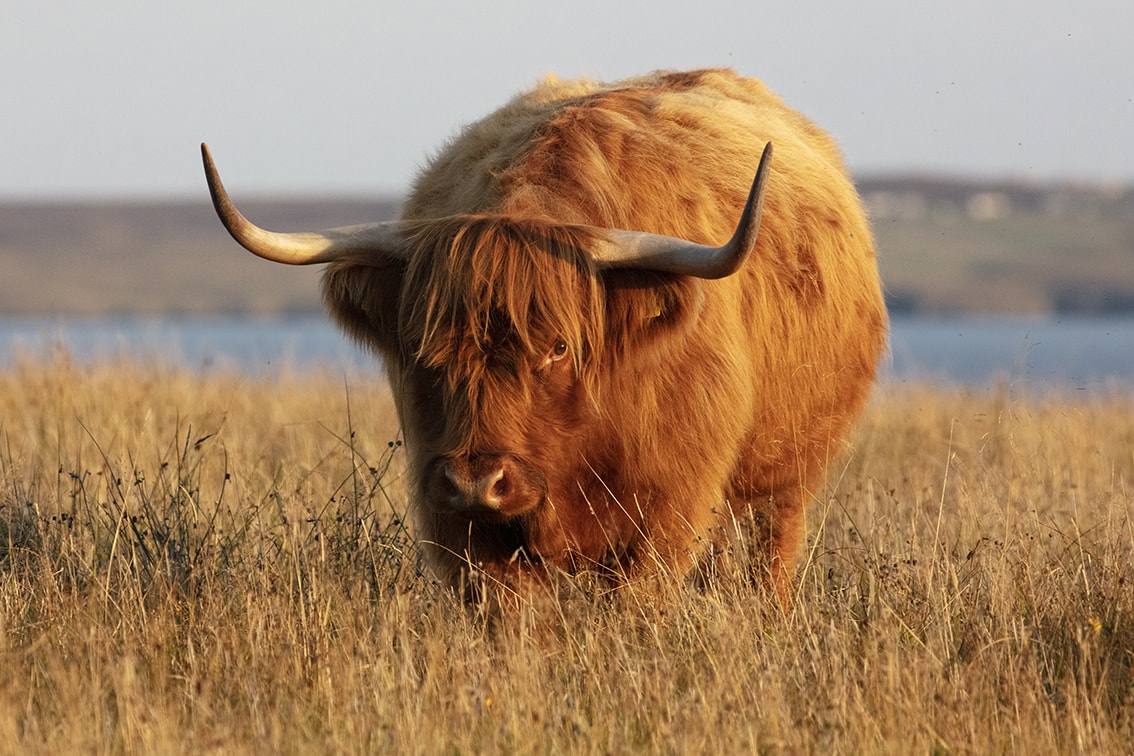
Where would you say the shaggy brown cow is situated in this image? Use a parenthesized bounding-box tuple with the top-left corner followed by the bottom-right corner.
(201, 68, 887, 605)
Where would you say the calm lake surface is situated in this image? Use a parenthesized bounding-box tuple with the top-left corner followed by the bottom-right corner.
(1, 315, 1131, 392)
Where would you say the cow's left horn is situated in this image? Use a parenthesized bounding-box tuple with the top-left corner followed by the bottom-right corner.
(201, 143, 411, 264)
(591, 142, 772, 279)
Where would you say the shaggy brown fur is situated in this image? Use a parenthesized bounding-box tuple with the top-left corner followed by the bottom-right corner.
(321, 68, 887, 605)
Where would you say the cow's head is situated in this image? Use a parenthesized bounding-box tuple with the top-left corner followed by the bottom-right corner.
(200, 143, 771, 526)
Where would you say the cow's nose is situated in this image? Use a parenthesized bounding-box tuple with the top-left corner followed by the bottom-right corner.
(444, 460, 509, 510)
(426, 454, 544, 518)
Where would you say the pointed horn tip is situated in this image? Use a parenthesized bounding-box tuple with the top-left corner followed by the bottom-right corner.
(733, 141, 774, 258)
(200, 143, 224, 194)
(199, 143, 242, 236)
(752, 141, 773, 199)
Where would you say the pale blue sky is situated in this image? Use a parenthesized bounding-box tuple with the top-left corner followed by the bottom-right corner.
(3, 0, 1132, 199)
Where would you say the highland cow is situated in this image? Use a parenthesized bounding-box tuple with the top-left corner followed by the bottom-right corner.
(201, 68, 887, 605)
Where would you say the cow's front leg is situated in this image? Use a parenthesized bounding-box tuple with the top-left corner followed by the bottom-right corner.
(624, 494, 726, 592)
(736, 489, 806, 611)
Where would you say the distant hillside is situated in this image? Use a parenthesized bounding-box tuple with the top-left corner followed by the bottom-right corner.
(858, 177, 1134, 314)
(1, 199, 398, 316)
(1, 179, 1132, 317)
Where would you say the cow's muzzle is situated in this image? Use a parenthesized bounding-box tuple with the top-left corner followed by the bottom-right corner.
(424, 454, 547, 519)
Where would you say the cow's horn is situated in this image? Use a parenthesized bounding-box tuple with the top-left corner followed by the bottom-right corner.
(201, 143, 410, 264)
(591, 142, 773, 279)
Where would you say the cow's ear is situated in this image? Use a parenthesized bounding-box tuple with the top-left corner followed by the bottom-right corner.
(321, 261, 406, 359)
(601, 270, 706, 361)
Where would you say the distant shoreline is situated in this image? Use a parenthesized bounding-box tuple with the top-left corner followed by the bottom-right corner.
(5, 314, 1134, 390)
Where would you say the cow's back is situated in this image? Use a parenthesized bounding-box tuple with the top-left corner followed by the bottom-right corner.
(403, 69, 846, 234)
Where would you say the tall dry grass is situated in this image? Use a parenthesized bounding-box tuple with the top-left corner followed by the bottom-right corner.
(1, 355, 1132, 753)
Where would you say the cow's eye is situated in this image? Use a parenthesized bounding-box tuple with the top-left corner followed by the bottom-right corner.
(549, 339, 569, 362)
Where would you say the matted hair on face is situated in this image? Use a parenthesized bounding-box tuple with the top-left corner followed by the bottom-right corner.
(397, 215, 608, 386)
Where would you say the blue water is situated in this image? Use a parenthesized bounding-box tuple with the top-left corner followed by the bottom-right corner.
(1, 315, 1131, 391)
(884, 316, 1133, 390)
(0, 315, 370, 374)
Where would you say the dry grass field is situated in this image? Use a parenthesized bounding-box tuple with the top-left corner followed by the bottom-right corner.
(1, 356, 1132, 753)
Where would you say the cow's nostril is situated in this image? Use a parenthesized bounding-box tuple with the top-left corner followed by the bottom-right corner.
(442, 465, 463, 495)
(478, 467, 508, 508)
(483, 471, 511, 506)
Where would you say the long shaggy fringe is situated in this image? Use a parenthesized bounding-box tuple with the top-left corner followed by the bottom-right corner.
(397, 216, 607, 391)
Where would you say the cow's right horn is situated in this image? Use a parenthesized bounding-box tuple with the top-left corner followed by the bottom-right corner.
(201, 143, 411, 264)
